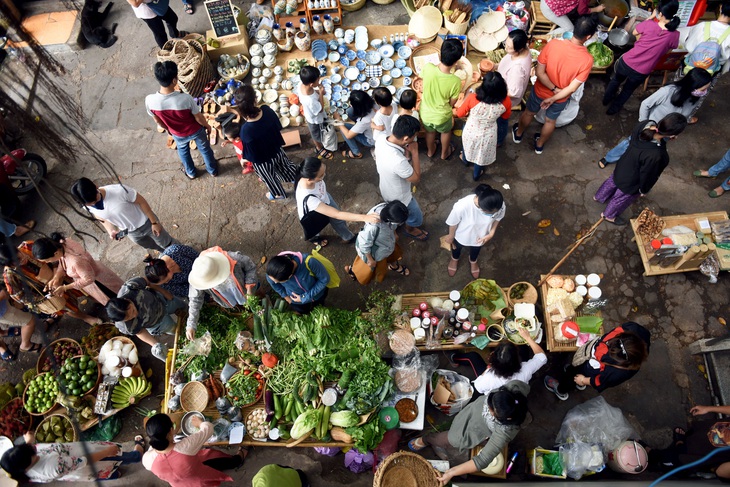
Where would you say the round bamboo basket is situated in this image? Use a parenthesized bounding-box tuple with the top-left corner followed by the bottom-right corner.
(23, 372, 59, 417)
(35, 413, 79, 443)
(61, 355, 102, 396)
(181, 381, 210, 412)
(507, 281, 538, 307)
(341, 0, 366, 10)
(408, 44, 440, 75)
(372, 0, 396, 4)
(226, 371, 265, 408)
(37, 338, 82, 374)
(373, 451, 440, 487)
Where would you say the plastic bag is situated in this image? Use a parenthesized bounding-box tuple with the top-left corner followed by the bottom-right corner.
(181, 331, 212, 357)
(82, 415, 122, 441)
(556, 396, 637, 451)
(700, 253, 720, 284)
(543, 451, 564, 476)
(559, 442, 605, 480)
(535, 83, 585, 127)
(344, 448, 374, 473)
(321, 122, 338, 152)
(213, 418, 232, 441)
(314, 446, 341, 456)
(429, 369, 473, 416)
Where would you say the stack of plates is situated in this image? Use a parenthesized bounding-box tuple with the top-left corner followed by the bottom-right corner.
(312, 40, 328, 61)
(355, 26, 369, 51)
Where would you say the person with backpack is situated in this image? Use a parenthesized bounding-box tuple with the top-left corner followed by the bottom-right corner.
(266, 252, 330, 314)
(677, 1, 730, 121)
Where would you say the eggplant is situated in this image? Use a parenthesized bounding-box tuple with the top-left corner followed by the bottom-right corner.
(264, 389, 275, 421)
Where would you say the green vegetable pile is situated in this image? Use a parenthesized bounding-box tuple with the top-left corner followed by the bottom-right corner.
(227, 371, 262, 407)
(587, 42, 613, 68)
(347, 417, 385, 453)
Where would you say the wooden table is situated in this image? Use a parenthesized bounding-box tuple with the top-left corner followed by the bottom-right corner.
(630, 211, 728, 276)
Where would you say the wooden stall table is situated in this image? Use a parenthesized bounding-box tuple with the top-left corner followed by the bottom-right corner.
(539, 274, 604, 352)
(630, 211, 728, 276)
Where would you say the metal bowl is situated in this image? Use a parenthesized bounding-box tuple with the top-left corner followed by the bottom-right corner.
(181, 411, 205, 436)
(608, 28, 631, 47)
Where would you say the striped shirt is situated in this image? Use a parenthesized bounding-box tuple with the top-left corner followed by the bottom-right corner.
(145, 91, 201, 137)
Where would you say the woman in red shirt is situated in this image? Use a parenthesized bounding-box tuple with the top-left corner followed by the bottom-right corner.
(540, 0, 605, 32)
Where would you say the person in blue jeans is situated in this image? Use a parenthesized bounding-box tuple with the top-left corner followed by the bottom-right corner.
(332, 90, 377, 159)
(181, 0, 194, 15)
(145, 61, 219, 179)
(694, 148, 730, 198)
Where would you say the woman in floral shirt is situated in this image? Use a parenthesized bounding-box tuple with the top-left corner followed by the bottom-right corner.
(540, 0, 605, 32)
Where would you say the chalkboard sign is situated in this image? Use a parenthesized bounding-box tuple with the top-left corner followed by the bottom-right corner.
(204, 0, 240, 38)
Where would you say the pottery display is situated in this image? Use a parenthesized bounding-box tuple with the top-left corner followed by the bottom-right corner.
(255, 29, 271, 45)
(295, 31, 311, 51)
(299, 18, 309, 33)
(263, 42, 278, 56)
(263, 54, 277, 68)
(272, 23, 282, 41)
(313, 15, 324, 35)
(285, 22, 295, 38)
(323, 14, 334, 34)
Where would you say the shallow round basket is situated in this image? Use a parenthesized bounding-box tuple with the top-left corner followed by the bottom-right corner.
(23, 372, 58, 417)
(37, 338, 82, 374)
(35, 413, 78, 443)
(341, 0, 365, 10)
(372, 0, 396, 4)
(218, 56, 250, 81)
(408, 44, 441, 75)
(0, 398, 34, 437)
(62, 355, 102, 397)
(181, 381, 210, 412)
(507, 281, 538, 307)
(227, 372, 265, 408)
(373, 451, 439, 487)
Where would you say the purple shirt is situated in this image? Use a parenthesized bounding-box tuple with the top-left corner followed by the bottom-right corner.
(623, 20, 680, 75)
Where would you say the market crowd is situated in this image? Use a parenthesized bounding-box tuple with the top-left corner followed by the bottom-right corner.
(1, 0, 730, 484)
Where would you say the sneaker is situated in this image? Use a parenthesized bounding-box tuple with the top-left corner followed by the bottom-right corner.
(544, 375, 568, 400)
(242, 162, 254, 174)
(151, 343, 169, 362)
(182, 168, 197, 180)
(511, 123, 522, 144)
(533, 133, 544, 155)
(575, 383, 587, 391)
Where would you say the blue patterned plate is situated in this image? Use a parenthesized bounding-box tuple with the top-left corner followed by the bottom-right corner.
(397, 45, 412, 59)
(340, 57, 350, 67)
(378, 44, 395, 58)
(381, 58, 395, 71)
(390, 67, 402, 78)
(357, 73, 367, 82)
(346, 50, 357, 61)
(356, 60, 366, 71)
(401, 66, 413, 77)
(356, 50, 367, 59)
(342, 78, 351, 86)
(365, 51, 382, 65)
(395, 59, 406, 69)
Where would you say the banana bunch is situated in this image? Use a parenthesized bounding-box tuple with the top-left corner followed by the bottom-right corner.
(111, 376, 151, 410)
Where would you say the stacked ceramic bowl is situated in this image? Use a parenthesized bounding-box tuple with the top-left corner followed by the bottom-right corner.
(312, 39, 328, 61)
(354, 26, 369, 51)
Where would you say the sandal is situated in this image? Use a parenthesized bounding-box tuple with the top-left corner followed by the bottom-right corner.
(673, 427, 686, 447)
(469, 260, 480, 279)
(43, 316, 61, 331)
(0, 348, 16, 362)
(598, 158, 607, 169)
(408, 437, 427, 452)
(341, 150, 363, 159)
(441, 143, 456, 161)
(13, 220, 35, 237)
(20, 342, 42, 353)
(266, 192, 286, 201)
(134, 435, 146, 450)
(3, 327, 20, 338)
(310, 236, 329, 248)
(688, 116, 698, 125)
(184, 3, 194, 14)
(388, 263, 410, 276)
(447, 257, 458, 277)
(709, 187, 725, 198)
(317, 148, 333, 160)
(166, 136, 176, 150)
(403, 228, 429, 241)
(344, 266, 357, 281)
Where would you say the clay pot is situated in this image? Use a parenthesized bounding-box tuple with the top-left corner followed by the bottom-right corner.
(312, 15, 324, 35)
(295, 31, 311, 51)
(479, 59, 495, 76)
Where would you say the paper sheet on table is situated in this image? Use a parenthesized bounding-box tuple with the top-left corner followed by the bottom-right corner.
(229, 425, 244, 445)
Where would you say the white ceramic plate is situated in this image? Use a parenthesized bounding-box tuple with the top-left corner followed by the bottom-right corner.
(344, 66, 359, 80)
(263, 89, 278, 104)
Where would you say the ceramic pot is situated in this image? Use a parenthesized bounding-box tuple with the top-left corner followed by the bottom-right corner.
(323, 14, 334, 34)
(255, 29, 271, 45)
(312, 15, 324, 35)
(285, 0, 297, 14)
(272, 23, 282, 41)
(294, 31, 311, 51)
(285, 22, 295, 38)
(308, 0, 314, 7)
(290, 104, 301, 116)
(299, 18, 309, 33)
(278, 37, 294, 52)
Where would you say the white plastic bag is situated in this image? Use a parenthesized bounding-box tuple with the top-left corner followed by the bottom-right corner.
(321, 122, 338, 152)
(559, 442, 605, 480)
(429, 369, 473, 416)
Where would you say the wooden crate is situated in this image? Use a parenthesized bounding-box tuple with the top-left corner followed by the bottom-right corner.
(470, 444, 508, 479)
(630, 211, 728, 276)
(539, 275, 604, 352)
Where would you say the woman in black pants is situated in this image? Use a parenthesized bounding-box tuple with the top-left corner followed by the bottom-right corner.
(127, 0, 187, 49)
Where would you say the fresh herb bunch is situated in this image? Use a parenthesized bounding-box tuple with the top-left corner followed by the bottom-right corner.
(364, 289, 398, 335)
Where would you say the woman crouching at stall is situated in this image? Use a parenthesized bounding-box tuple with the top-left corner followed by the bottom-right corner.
(408, 380, 529, 486)
(143, 413, 247, 487)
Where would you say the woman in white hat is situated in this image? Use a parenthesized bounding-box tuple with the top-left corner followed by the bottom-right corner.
(185, 247, 258, 340)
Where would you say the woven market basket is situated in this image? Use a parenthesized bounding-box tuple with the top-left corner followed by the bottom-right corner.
(373, 451, 439, 487)
(341, 0, 366, 10)
(36, 338, 82, 374)
(181, 381, 210, 412)
(372, 0, 396, 4)
(444, 15, 470, 35)
(507, 281, 538, 307)
(157, 39, 215, 98)
(35, 413, 79, 443)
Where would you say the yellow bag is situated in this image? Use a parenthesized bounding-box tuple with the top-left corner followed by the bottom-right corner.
(305, 249, 340, 289)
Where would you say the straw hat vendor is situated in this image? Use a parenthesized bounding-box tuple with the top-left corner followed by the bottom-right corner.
(185, 247, 258, 340)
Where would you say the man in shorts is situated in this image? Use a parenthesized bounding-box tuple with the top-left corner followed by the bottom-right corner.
(513, 15, 597, 154)
(0, 242, 40, 361)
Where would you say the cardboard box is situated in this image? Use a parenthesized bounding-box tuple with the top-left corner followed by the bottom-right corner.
(529, 448, 567, 479)
(205, 29, 250, 62)
(432, 382, 451, 404)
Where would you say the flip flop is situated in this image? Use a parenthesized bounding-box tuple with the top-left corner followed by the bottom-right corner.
(310, 236, 329, 248)
(183, 3, 194, 14)
(441, 143, 456, 160)
(0, 348, 16, 362)
(447, 258, 458, 277)
(341, 150, 363, 159)
(344, 266, 357, 281)
(688, 116, 698, 125)
(134, 435, 146, 450)
(388, 263, 410, 276)
(408, 438, 427, 452)
(20, 342, 42, 353)
(3, 327, 20, 338)
(317, 148, 334, 160)
(266, 192, 286, 200)
(598, 158, 607, 169)
(403, 228, 429, 241)
(673, 427, 686, 446)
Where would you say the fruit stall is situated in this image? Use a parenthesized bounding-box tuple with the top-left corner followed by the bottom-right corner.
(0, 324, 154, 445)
(163, 297, 414, 450)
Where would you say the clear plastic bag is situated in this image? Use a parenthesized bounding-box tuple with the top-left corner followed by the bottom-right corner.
(181, 331, 212, 357)
(556, 396, 638, 451)
(559, 442, 605, 480)
(393, 349, 421, 393)
(429, 369, 473, 416)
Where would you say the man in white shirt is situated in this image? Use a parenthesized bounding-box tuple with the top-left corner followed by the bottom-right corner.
(71, 177, 178, 252)
(374, 115, 429, 241)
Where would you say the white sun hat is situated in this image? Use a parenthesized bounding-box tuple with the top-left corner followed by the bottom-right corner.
(188, 252, 232, 290)
(409, 6, 443, 43)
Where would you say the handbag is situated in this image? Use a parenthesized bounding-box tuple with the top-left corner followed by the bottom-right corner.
(321, 121, 338, 152)
(571, 337, 601, 367)
(708, 422, 730, 447)
(300, 194, 331, 241)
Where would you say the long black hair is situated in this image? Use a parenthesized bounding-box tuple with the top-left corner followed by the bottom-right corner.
(0, 444, 35, 481)
(379, 201, 409, 225)
(488, 341, 522, 378)
(294, 157, 323, 190)
(475, 184, 504, 213)
(349, 90, 375, 120)
(670, 68, 712, 107)
(147, 413, 174, 451)
(32, 232, 65, 260)
(233, 84, 261, 119)
(657, 0, 681, 31)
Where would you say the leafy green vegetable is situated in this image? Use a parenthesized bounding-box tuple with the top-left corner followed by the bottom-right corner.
(227, 372, 261, 407)
(587, 42, 612, 67)
(363, 289, 398, 335)
(291, 408, 321, 439)
(346, 417, 385, 452)
(329, 410, 359, 428)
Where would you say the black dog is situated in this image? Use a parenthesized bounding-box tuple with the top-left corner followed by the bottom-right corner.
(81, 0, 118, 48)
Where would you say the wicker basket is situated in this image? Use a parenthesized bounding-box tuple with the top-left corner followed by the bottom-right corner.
(181, 381, 210, 412)
(226, 371, 265, 408)
(373, 451, 440, 487)
(341, 0, 366, 10)
(65, 355, 102, 396)
(35, 413, 79, 443)
(37, 338, 82, 374)
(158, 38, 215, 98)
(408, 44, 441, 75)
(372, 0, 396, 4)
(23, 372, 58, 417)
(507, 281, 538, 307)
(444, 15, 470, 35)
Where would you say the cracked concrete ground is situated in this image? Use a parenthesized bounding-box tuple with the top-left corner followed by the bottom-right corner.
(3, 1, 730, 484)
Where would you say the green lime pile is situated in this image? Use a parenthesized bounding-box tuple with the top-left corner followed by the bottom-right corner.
(59, 355, 98, 396)
(36, 415, 74, 443)
(24, 373, 58, 414)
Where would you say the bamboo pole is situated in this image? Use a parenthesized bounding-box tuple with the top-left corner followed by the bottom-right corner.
(537, 216, 605, 288)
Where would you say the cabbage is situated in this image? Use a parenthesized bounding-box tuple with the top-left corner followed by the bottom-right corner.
(587, 42, 613, 68)
(329, 410, 359, 428)
(291, 409, 322, 439)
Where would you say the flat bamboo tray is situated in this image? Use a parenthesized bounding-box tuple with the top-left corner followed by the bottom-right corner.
(629, 211, 728, 276)
(539, 274, 604, 352)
